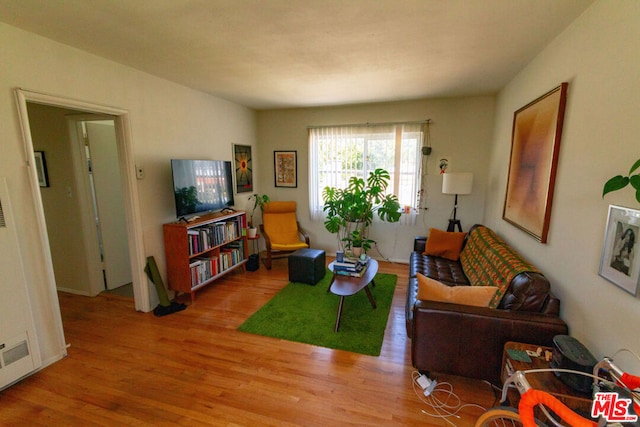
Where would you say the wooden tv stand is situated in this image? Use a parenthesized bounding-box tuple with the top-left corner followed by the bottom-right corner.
(163, 211, 248, 302)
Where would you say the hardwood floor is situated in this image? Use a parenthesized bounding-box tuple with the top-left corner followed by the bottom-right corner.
(2, 258, 497, 426)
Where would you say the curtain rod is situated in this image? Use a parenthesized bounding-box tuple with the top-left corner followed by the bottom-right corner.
(307, 119, 431, 130)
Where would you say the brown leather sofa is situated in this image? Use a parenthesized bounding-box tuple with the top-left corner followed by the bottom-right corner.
(406, 225, 568, 385)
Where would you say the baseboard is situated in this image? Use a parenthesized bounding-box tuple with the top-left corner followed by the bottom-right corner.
(324, 251, 408, 265)
(56, 287, 91, 296)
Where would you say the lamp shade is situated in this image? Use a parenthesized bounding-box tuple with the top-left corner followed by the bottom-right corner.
(442, 173, 473, 195)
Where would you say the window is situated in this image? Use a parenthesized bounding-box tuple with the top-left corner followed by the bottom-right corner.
(309, 122, 424, 222)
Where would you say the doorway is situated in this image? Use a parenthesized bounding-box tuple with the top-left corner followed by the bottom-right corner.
(15, 89, 149, 312)
(70, 117, 133, 295)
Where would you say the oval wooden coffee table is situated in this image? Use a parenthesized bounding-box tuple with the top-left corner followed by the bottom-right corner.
(327, 259, 378, 332)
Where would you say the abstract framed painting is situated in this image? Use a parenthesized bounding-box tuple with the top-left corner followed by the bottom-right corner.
(502, 82, 568, 243)
(599, 205, 640, 296)
(274, 150, 297, 188)
(233, 144, 253, 193)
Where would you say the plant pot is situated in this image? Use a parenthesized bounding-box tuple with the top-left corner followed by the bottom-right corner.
(247, 227, 258, 239)
(352, 247, 363, 257)
(246, 253, 259, 271)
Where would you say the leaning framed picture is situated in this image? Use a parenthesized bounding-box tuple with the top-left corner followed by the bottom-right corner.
(274, 150, 297, 188)
(599, 205, 640, 296)
(233, 144, 253, 193)
(502, 82, 568, 243)
(34, 151, 49, 187)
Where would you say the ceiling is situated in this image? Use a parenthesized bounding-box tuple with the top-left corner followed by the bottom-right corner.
(0, 0, 594, 110)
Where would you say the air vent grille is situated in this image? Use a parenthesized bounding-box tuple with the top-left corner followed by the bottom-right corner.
(2, 341, 29, 366)
(0, 199, 5, 228)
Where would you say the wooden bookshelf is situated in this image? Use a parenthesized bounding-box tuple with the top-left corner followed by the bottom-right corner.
(163, 210, 248, 302)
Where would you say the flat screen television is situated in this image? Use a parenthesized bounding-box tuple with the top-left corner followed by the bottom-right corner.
(170, 159, 235, 219)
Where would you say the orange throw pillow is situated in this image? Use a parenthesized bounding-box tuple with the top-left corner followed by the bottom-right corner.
(416, 273, 498, 307)
(424, 228, 466, 261)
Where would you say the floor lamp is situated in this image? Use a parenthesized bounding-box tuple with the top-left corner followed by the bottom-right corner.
(442, 172, 473, 232)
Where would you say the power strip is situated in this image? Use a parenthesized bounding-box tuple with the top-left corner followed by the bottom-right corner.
(416, 374, 438, 396)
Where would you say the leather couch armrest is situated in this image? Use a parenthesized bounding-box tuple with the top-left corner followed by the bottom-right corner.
(411, 300, 568, 385)
(414, 236, 427, 253)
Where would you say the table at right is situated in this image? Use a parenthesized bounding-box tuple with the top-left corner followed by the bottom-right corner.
(501, 341, 593, 420)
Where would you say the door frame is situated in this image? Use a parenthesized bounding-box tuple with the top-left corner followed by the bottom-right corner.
(14, 88, 150, 312)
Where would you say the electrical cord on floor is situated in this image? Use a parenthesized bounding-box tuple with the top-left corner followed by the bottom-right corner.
(480, 379, 507, 407)
(411, 370, 487, 426)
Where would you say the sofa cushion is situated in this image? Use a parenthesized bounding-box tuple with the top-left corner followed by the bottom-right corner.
(409, 251, 469, 286)
(417, 273, 498, 307)
(424, 228, 466, 261)
(460, 226, 541, 309)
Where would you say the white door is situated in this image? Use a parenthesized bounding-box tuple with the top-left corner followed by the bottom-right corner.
(85, 121, 132, 290)
(0, 177, 41, 389)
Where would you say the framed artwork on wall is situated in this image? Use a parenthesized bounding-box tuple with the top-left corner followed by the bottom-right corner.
(34, 151, 49, 187)
(502, 82, 568, 243)
(233, 144, 253, 193)
(599, 205, 640, 296)
(274, 150, 297, 188)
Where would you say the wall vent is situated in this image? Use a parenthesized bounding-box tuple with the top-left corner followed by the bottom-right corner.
(0, 199, 5, 228)
(2, 340, 29, 367)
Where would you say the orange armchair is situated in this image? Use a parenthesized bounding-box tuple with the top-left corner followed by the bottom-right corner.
(259, 201, 310, 270)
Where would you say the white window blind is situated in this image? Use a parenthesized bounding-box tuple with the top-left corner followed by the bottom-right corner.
(309, 122, 424, 223)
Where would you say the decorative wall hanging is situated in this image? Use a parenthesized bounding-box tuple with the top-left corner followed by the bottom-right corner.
(233, 144, 253, 193)
(599, 205, 640, 296)
(274, 150, 297, 188)
(502, 82, 568, 243)
(34, 151, 49, 187)
(438, 158, 448, 174)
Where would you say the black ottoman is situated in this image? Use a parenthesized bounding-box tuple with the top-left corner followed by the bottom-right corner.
(288, 248, 326, 285)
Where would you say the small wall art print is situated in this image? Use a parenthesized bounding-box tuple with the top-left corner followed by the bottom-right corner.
(274, 150, 297, 188)
(233, 144, 253, 193)
(502, 83, 568, 243)
(599, 205, 640, 296)
(34, 151, 49, 187)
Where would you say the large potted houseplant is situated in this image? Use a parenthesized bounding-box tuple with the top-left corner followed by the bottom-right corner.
(322, 168, 401, 253)
(247, 193, 270, 238)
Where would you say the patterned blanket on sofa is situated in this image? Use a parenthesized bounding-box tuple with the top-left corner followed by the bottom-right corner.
(460, 226, 540, 308)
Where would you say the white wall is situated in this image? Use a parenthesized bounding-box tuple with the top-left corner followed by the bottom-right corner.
(257, 96, 495, 261)
(0, 23, 257, 367)
(26, 104, 94, 295)
(485, 0, 640, 359)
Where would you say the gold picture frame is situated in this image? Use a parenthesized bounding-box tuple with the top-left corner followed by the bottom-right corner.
(502, 83, 568, 243)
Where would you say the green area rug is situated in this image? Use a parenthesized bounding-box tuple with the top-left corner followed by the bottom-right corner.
(238, 271, 397, 356)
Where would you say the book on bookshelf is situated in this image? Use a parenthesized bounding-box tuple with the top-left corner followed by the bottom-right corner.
(186, 216, 245, 255)
(189, 256, 219, 287)
(163, 210, 249, 302)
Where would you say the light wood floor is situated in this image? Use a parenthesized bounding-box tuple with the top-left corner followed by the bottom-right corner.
(2, 257, 498, 426)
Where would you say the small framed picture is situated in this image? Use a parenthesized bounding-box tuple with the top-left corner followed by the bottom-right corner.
(274, 150, 297, 188)
(599, 205, 640, 296)
(233, 144, 253, 193)
(34, 151, 49, 187)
